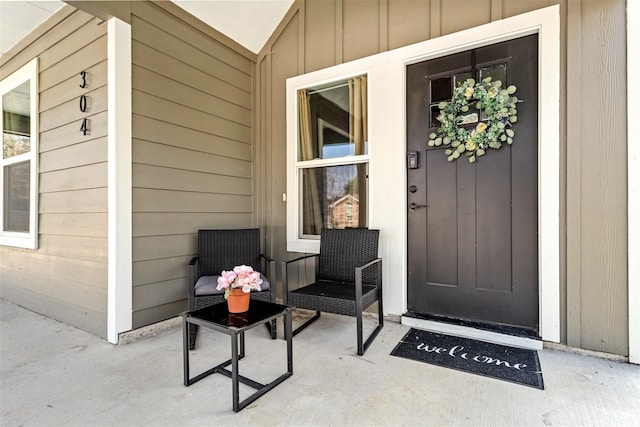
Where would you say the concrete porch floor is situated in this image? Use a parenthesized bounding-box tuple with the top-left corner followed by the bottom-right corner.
(1, 298, 639, 427)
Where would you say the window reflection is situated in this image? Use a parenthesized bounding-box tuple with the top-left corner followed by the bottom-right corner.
(2, 80, 31, 159)
(301, 164, 367, 235)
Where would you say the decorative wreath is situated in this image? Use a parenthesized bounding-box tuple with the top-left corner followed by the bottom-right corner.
(428, 77, 518, 163)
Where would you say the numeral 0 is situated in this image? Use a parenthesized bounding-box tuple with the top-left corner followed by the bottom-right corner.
(79, 95, 88, 113)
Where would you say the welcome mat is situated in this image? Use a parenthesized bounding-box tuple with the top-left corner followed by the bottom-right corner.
(391, 329, 544, 389)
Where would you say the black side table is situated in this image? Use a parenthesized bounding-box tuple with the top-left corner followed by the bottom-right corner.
(182, 300, 293, 412)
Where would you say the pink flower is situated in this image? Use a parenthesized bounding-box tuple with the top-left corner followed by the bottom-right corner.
(216, 270, 237, 291)
(217, 265, 262, 298)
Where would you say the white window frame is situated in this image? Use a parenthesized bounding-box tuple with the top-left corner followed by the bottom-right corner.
(286, 72, 371, 253)
(0, 58, 39, 249)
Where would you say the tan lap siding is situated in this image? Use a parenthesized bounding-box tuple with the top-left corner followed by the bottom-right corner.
(0, 7, 108, 337)
(130, 1, 255, 328)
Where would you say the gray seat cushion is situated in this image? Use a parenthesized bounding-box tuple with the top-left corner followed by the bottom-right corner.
(194, 273, 270, 296)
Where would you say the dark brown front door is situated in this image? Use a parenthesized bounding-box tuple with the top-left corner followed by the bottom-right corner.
(406, 34, 539, 331)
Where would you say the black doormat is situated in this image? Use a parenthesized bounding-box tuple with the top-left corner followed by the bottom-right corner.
(391, 329, 544, 389)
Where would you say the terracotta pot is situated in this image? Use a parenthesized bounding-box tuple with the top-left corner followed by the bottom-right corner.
(226, 288, 250, 313)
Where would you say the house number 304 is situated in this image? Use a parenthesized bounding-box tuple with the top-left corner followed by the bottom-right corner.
(79, 71, 89, 135)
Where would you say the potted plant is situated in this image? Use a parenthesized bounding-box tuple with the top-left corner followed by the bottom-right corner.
(216, 265, 263, 313)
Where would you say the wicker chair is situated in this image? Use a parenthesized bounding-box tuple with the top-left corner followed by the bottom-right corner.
(282, 228, 383, 356)
(187, 229, 276, 349)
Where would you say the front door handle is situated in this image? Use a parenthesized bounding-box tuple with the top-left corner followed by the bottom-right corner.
(409, 203, 427, 212)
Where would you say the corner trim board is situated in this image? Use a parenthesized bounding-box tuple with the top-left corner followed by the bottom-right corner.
(107, 18, 132, 344)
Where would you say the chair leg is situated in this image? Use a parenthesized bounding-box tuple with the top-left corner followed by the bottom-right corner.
(188, 323, 199, 350)
(291, 310, 321, 337)
(356, 310, 364, 356)
(264, 320, 277, 339)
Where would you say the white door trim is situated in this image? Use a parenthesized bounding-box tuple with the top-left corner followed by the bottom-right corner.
(286, 5, 561, 343)
(389, 5, 561, 342)
(107, 17, 132, 344)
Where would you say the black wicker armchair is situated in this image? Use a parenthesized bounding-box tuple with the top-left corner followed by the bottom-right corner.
(282, 228, 383, 356)
(188, 229, 276, 349)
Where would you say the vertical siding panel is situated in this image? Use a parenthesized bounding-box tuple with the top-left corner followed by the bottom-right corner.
(490, 0, 503, 21)
(387, 0, 430, 49)
(270, 13, 301, 283)
(304, 0, 337, 73)
(503, 0, 558, 17)
(379, 0, 388, 52)
(430, 0, 441, 38)
(576, 0, 627, 355)
(343, 0, 380, 61)
(440, 0, 491, 35)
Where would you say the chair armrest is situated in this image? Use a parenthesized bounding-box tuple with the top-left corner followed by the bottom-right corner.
(260, 253, 274, 263)
(281, 253, 319, 305)
(355, 257, 382, 299)
(283, 253, 318, 265)
(355, 258, 382, 276)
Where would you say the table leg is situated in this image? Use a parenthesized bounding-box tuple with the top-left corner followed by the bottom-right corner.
(231, 331, 240, 412)
(183, 318, 190, 386)
(285, 309, 293, 374)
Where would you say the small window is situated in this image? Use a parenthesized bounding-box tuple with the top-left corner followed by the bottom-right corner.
(295, 75, 369, 239)
(1, 58, 38, 249)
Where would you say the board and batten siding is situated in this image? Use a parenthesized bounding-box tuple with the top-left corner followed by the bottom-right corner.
(129, 1, 257, 328)
(257, 0, 629, 356)
(0, 6, 109, 337)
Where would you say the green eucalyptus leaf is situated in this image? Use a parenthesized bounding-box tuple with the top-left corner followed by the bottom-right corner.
(469, 156, 476, 163)
(509, 116, 518, 123)
(506, 129, 515, 137)
(428, 140, 435, 147)
(443, 136, 451, 145)
(453, 151, 461, 159)
(456, 144, 465, 153)
(445, 149, 453, 155)
(500, 134, 507, 141)
(507, 85, 517, 94)
(452, 140, 460, 148)
(461, 105, 469, 112)
(447, 155, 455, 162)
(429, 132, 437, 139)
(438, 102, 447, 110)
(477, 149, 486, 157)
(435, 137, 442, 146)
(507, 137, 513, 144)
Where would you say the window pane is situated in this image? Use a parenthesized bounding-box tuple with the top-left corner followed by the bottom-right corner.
(480, 63, 507, 84)
(2, 80, 31, 159)
(301, 164, 367, 235)
(453, 71, 473, 88)
(298, 75, 367, 161)
(430, 77, 451, 103)
(4, 161, 30, 232)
